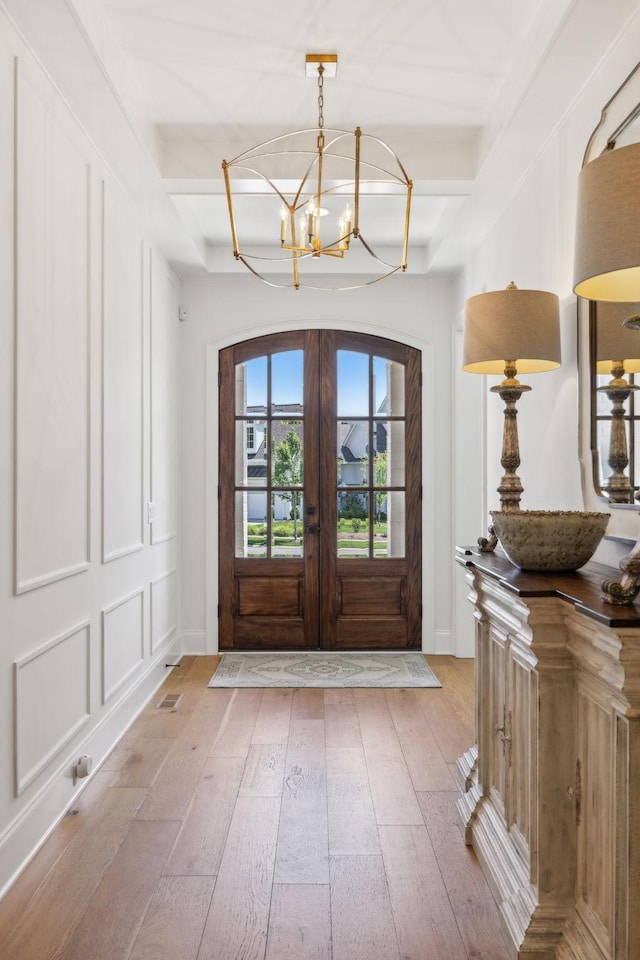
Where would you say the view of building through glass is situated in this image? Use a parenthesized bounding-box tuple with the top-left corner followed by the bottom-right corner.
(234, 348, 406, 558)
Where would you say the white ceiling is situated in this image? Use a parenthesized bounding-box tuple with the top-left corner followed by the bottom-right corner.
(98, 0, 545, 280)
(4, 0, 639, 280)
(101, 0, 539, 128)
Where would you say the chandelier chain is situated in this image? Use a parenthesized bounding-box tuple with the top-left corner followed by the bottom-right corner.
(317, 65, 324, 129)
(317, 65, 325, 151)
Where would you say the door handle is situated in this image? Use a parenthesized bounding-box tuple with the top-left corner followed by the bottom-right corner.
(306, 523, 320, 534)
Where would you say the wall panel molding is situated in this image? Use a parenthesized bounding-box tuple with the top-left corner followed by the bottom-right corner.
(150, 250, 179, 545)
(150, 568, 177, 653)
(102, 587, 144, 704)
(101, 179, 144, 563)
(14, 56, 91, 593)
(14, 621, 91, 795)
(1, 648, 172, 901)
(150, 532, 176, 547)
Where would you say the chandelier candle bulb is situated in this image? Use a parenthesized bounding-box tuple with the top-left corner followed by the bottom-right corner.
(344, 208, 352, 247)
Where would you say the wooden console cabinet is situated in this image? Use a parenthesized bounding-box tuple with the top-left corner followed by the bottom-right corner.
(456, 548, 640, 960)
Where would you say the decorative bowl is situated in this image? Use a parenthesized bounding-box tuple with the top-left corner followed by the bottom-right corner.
(489, 510, 610, 572)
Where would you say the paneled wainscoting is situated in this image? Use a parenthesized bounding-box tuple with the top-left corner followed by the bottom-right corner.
(0, 655, 510, 960)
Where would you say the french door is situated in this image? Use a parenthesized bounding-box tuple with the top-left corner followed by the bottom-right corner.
(218, 330, 421, 650)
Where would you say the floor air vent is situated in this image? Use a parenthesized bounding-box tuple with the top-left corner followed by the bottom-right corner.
(156, 693, 184, 710)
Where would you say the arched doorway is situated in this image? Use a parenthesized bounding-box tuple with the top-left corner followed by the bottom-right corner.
(218, 330, 422, 650)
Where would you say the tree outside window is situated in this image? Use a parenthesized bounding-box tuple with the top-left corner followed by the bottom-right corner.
(272, 429, 303, 538)
(374, 450, 387, 522)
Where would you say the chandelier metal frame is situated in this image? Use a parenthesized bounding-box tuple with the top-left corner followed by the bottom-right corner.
(222, 54, 413, 291)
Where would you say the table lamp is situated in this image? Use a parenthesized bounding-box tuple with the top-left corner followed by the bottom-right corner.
(574, 142, 640, 301)
(463, 282, 561, 549)
(595, 301, 640, 502)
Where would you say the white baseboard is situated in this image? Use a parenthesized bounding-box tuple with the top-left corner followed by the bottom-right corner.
(181, 630, 207, 655)
(0, 646, 177, 900)
(432, 630, 454, 655)
(163, 635, 183, 665)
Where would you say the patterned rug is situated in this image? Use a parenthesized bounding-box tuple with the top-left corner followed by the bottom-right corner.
(208, 652, 440, 688)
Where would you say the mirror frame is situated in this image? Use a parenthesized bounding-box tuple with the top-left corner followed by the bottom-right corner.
(579, 62, 640, 531)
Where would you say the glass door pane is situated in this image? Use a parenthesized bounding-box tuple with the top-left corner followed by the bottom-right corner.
(237, 355, 267, 414)
(235, 490, 268, 558)
(337, 350, 369, 416)
(234, 351, 305, 559)
(272, 350, 303, 411)
(373, 355, 405, 415)
(272, 492, 304, 557)
(337, 493, 370, 558)
(336, 349, 406, 559)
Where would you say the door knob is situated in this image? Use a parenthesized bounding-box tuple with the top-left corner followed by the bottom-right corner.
(306, 523, 320, 534)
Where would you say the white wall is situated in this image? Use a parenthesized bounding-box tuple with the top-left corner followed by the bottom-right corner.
(178, 274, 466, 655)
(0, 11, 180, 896)
(453, 13, 640, 574)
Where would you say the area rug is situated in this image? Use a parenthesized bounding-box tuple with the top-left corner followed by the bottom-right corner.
(208, 652, 440, 688)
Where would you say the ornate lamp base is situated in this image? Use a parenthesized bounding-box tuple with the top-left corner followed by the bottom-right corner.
(478, 370, 530, 553)
(598, 377, 638, 504)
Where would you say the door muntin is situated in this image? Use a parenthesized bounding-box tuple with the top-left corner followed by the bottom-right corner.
(233, 348, 306, 560)
(336, 349, 407, 560)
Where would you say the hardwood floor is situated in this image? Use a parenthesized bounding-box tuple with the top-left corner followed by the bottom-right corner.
(0, 655, 511, 960)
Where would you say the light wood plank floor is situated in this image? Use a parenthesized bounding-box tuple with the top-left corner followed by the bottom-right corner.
(0, 655, 511, 960)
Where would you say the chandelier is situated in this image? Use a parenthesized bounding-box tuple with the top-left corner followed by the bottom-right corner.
(222, 54, 413, 291)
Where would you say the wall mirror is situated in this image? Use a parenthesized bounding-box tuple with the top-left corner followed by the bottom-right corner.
(580, 64, 640, 524)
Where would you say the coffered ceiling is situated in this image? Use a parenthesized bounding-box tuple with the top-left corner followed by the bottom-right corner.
(3, 0, 639, 279)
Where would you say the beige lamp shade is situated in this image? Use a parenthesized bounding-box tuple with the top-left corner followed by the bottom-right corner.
(463, 286, 561, 375)
(573, 142, 640, 302)
(595, 301, 640, 373)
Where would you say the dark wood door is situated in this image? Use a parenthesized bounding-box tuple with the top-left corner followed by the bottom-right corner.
(219, 330, 421, 650)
